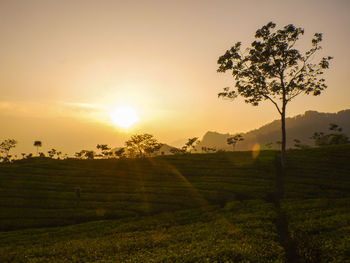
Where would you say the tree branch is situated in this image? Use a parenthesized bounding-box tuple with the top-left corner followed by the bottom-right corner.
(264, 95, 282, 115)
(287, 89, 303, 101)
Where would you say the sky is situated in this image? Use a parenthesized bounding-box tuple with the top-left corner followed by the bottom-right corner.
(1, 0, 350, 155)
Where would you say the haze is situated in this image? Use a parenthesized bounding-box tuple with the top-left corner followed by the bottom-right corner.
(1, 0, 349, 155)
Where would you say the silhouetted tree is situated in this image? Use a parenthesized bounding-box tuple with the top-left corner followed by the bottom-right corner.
(201, 146, 217, 153)
(183, 137, 200, 153)
(33, 141, 42, 155)
(75, 150, 95, 159)
(311, 123, 349, 146)
(84, 150, 95, 160)
(96, 144, 111, 158)
(0, 139, 17, 162)
(217, 22, 332, 166)
(293, 139, 310, 149)
(227, 134, 244, 151)
(48, 149, 57, 158)
(114, 148, 126, 159)
(125, 134, 162, 158)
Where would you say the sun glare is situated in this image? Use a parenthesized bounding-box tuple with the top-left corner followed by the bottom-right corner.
(110, 106, 139, 128)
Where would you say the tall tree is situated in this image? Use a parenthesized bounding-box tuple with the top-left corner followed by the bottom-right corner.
(217, 22, 332, 166)
(33, 141, 42, 155)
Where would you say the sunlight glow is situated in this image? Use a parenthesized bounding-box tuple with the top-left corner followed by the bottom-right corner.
(252, 143, 261, 159)
(110, 106, 139, 128)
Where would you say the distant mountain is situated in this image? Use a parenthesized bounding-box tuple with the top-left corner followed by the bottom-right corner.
(170, 138, 188, 148)
(198, 131, 231, 150)
(199, 109, 350, 151)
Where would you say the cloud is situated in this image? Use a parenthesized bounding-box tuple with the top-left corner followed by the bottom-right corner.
(0, 100, 112, 128)
(60, 102, 106, 112)
(59, 101, 111, 124)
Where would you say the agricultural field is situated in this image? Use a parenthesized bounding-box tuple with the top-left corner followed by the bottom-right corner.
(1, 145, 350, 262)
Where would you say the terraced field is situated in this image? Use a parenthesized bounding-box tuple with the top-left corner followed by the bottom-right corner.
(0, 145, 349, 262)
(0, 151, 276, 230)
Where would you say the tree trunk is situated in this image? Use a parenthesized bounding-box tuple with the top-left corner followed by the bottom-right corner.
(280, 72, 287, 168)
(281, 109, 286, 167)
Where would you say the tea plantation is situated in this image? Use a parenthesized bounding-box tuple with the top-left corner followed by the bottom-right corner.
(0, 145, 349, 262)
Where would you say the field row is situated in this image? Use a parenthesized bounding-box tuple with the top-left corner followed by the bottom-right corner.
(0, 201, 285, 263)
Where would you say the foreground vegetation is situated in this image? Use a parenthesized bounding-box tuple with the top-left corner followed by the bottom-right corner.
(1, 145, 350, 262)
(1, 202, 285, 262)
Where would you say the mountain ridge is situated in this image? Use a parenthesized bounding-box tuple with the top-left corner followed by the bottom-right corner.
(198, 109, 350, 151)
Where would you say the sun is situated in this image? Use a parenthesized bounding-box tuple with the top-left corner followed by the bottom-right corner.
(110, 106, 139, 128)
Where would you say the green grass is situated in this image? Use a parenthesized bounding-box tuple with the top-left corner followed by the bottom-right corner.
(1, 146, 350, 262)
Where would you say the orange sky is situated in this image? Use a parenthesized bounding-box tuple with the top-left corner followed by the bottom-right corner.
(1, 0, 350, 155)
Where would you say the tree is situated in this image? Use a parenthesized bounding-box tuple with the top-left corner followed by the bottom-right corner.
(311, 123, 349, 146)
(125, 134, 162, 158)
(217, 22, 332, 166)
(201, 146, 216, 153)
(227, 134, 244, 151)
(96, 144, 111, 158)
(47, 149, 57, 158)
(183, 137, 200, 153)
(0, 139, 17, 162)
(84, 150, 95, 159)
(293, 139, 310, 149)
(114, 148, 126, 159)
(74, 150, 95, 159)
(56, 151, 62, 159)
(33, 141, 42, 155)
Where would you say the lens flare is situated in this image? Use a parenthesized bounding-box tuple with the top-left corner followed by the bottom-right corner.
(252, 143, 261, 159)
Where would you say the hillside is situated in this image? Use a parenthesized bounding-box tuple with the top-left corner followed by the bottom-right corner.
(199, 109, 350, 151)
(1, 145, 350, 262)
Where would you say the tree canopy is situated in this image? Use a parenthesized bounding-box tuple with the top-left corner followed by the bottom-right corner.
(217, 22, 332, 164)
(125, 134, 162, 158)
(311, 123, 349, 146)
(227, 134, 244, 150)
(0, 139, 17, 162)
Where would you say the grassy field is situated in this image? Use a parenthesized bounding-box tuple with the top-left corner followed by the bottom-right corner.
(0, 145, 350, 262)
